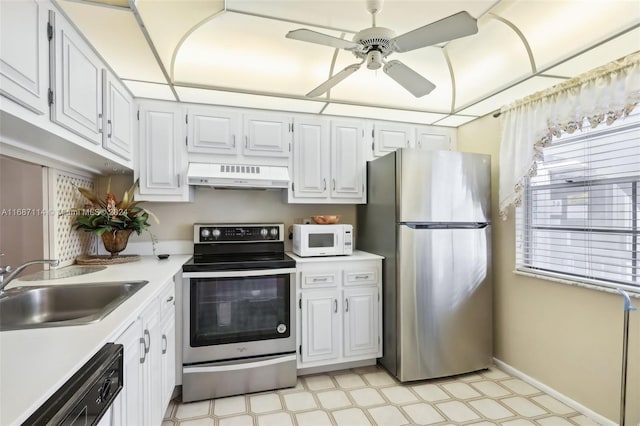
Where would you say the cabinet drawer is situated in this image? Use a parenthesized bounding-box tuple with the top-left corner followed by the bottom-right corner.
(159, 281, 176, 318)
(301, 271, 339, 288)
(343, 268, 378, 286)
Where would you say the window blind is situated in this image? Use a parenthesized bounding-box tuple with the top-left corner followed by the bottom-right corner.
(516, 114, 640, 289)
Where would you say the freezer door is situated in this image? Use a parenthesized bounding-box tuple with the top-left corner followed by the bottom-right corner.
(397, 224, 492, 381)
(397, 150, 491, 223)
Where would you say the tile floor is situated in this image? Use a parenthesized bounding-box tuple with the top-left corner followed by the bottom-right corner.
(162, 364, 602, 426)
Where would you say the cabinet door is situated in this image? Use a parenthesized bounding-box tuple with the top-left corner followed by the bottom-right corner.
(415, 126, 452, 150)
(243, 112, 291, 157)
(51, 11, 103, 144)
(104, 72, 133, 160)
(138, 102, 186, 196)
(291, 118, 330, 199)
(343, 287, 379, 358)
(372, 122, 413, 156)
(160, 311, 176, 413)
(0, 0, 48, 115)
(331, 120, 365, 200)
(301, 290, 340, 363)
(111, 319, 144, 426)
(187, 106, 240, 155)
(141, 301, 163, 426)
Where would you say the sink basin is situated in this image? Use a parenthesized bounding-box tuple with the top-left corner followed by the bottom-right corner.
(0, 281, 148, 331)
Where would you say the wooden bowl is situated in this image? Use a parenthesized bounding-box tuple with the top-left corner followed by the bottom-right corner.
(312, 215, 341, 224)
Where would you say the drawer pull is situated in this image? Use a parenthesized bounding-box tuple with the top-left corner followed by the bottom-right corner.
(312, 277, 328, 282)
(354, 274, 370, 280)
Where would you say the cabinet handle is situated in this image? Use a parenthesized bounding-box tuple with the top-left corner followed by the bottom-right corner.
(139, 337, 146, 364)
(334, 299, 338, 313)
(177, 174, 181, 188)
(98, 113, 103, 133)
(162, 334, 168, 354)
(107, 119, 112, 138)
(323, 179, 327, 191)
(245, 136, 248, 148)
(332, 179, 336, 191)
(312, 277, 328, 282)
(345, 298, 349, 312)
(232, 135, 236, 148)
(354, 274, 370, 280)
(166, 295, 174, 303)
(143, 329, 150, 354)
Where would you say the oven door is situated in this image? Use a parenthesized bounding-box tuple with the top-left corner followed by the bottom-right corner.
(182, 268, 296, 364)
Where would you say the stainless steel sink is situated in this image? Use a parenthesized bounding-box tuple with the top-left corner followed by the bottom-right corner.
(0, 281, 148, 331)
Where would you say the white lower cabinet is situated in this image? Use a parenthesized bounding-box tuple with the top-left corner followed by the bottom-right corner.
(111, 279, 176, 426)
(296, 255, 382, 371)
(343, 287, 379, 358)
(301, 289, 340, 363)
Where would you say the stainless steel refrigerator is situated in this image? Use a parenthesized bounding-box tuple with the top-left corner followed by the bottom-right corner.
(357, 149, 492, 382)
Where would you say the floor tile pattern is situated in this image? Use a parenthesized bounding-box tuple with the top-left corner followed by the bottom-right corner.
(163, 365, 602, 426)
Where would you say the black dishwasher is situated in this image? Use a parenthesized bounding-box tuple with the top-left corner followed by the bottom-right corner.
(23, 343, 123, 426)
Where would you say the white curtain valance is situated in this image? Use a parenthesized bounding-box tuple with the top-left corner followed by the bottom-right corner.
(498, 51, 640, 219)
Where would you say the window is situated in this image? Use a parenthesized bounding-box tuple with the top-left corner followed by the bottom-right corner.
(516, 112, 640, 290)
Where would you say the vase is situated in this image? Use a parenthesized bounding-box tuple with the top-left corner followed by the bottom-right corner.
(101, 229, 133, 256)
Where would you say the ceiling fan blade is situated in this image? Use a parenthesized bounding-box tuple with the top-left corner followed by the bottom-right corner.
(392, 11, 478, 53)
(286, 29, 361, 51)
(383, 60, 435, 97)
(307, 63, 362, 97)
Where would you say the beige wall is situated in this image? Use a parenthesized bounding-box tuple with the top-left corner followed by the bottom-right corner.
(100, 175, 357, 252)
(458, 115, 640, 423)
(0, 156, 45, 267)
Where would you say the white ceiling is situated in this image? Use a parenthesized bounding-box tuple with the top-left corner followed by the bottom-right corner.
(57, 0, 640, 127)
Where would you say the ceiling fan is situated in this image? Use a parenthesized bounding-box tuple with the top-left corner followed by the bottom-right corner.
(285, 0, 478, 98)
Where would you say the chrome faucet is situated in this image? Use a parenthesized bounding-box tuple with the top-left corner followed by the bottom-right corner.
(0, 254, 60, 292)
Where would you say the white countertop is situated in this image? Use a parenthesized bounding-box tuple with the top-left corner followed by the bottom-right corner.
(286, 250, 383, 263)
(0, 255, 191, 426)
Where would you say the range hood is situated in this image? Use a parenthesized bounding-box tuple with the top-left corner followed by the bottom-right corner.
(187, 163, 290, 189)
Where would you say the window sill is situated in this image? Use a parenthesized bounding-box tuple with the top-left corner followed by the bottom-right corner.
(513, 269, 640, 299)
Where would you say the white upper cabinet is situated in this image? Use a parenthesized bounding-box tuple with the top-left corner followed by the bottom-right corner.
(289, 118, 366, 204)
(103, 70, 133, 160)
(290, 117, 330, 199)
(187, 106, 241, 155)
(50, 9, 103, 145)
(371, 121, 414, 157)
(415, 125, 455, 151)
(243, 112, 291, 157)
(137, 101, 193, 201)
(0, 0, 49, 115)
(331, 120, 365, 201)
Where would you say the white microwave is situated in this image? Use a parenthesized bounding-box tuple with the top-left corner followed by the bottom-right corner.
(292, 224, 353, 257)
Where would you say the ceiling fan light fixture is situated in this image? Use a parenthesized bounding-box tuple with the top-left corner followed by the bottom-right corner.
(366, 51, 383, 70)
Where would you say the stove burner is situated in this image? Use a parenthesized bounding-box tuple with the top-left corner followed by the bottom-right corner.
(184, 223, 295, 273)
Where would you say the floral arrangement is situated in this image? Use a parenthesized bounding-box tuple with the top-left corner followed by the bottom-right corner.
(73, 178, 158, 236)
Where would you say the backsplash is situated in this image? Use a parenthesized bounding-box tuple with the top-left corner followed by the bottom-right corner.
(101, 175, 357, 253)
(49, 169, 96, 266)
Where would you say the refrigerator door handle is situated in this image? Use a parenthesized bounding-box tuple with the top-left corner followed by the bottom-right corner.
(402, 222, 489, 229)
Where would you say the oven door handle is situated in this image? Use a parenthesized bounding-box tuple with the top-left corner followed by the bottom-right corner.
(183, 268, 296, 278)
(184, 354, 296, 373)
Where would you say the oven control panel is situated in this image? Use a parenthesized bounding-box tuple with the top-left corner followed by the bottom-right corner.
(195, 224, 284, 243)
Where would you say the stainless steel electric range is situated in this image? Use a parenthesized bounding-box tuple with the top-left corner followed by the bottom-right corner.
(181, 223, 297, 402)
